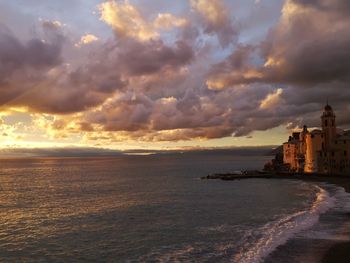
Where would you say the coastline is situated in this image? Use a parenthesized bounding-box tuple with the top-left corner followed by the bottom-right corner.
(316, 177, 350, 263)
(203, 172, 350, 263)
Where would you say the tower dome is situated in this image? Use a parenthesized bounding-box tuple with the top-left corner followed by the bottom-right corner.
(323, 103, 335, 117)
(324, 104, 333, 112)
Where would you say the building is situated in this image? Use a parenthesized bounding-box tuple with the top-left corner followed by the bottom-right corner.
(283, 104, 350, 174)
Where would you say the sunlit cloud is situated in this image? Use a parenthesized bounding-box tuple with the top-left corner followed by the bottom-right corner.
(190, 0, 237, 47)
(153, 13, 188, 30)
(260, 88, 284, 110)
(98, 0, 158, 41)
(0, 0, 349, 150)
(75, 34, 99, 47)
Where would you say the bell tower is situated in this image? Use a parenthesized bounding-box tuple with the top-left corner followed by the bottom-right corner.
(321, 103, 336, 149)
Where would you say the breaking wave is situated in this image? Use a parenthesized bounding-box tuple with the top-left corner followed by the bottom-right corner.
(233, 185, 335, 263)
(137, 184, 336, 263)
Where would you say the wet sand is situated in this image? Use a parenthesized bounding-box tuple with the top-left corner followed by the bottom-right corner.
(322, 241, 350, 263)
(319, 178, 350, 263)
(203, 173, 350, 263)
(282, 176, 350, 263)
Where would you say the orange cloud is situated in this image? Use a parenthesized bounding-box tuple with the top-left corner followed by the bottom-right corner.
(76, 34, 99, 47)
(98, 1, 158, 41)
(153, 13, 187, 30)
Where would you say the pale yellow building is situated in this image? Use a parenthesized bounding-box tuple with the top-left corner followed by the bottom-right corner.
(283, 104, 350, 174)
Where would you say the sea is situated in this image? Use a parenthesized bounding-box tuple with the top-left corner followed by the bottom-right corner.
(0, 154, 350, 262)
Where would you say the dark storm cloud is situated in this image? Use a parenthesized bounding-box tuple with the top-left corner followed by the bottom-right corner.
(0, 20, 193, 114)
(0, 22, 64, 107)
(0, 23, 127, 114)
(79, 83, 289, 140)
(203, 0, 350, 135)
(291, 0, 350, 16)
(0, 24, 62, 81)
(117, 39, 194, 76)
(208, 0, 350, 87)
(2, 0, 350, 143)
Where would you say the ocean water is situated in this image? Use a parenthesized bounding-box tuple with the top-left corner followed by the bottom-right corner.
(0, 154, 349, 262)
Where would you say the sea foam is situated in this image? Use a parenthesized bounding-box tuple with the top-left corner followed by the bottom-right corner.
(233, 185, 335, 263)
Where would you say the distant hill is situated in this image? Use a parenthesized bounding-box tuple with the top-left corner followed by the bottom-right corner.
(150, 146, 279, 157)
(0, 146, 279, 158)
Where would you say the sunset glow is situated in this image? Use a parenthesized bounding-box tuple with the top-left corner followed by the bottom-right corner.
(1, 0, 349, 151)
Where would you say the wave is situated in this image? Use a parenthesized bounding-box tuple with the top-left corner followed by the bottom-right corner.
(136, 184, 339, 263)
(299, 184, 350, 242)
(233, 185, 335, 263)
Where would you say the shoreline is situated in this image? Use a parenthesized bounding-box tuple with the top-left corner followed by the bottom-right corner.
(202, 172, 350, 192)
(203, 172, 350, 263)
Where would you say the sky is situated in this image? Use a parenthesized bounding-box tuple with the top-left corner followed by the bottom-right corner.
(0, 0, 349, 151)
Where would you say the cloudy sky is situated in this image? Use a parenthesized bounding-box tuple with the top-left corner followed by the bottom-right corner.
(0, 0, 349, 150)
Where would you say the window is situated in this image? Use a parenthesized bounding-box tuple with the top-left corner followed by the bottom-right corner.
(345, 151, 348, 157)
(325, 120, 328, 127)
(332, 120, 335, 126)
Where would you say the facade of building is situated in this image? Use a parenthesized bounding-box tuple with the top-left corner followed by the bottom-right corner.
(283, 104, 350, 174)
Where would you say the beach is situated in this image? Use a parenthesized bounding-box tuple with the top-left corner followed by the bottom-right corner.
(281, 176, 350, 263)
(317, 178, 350, 263)
(293, 176, 350, 263)
(204, 172, 350, 263)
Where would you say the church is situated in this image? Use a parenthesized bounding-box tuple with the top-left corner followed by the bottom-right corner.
(283, 104, 350, 174)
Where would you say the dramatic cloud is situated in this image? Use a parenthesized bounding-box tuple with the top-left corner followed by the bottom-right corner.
(0, 22, 64, 105)
(99, 1, 189, 39)
(0, 13, 192, 114)
(260, 88, 284, 110)
(208, 0, 350, 86)
(99, 0, 158, 41)
(260, 0, 350, 85)
(0, 27, 126, 114)
(190, 0, 238, 47)
(117, 39, 194, 76)
(0, 0, 349, 148)
(204, 0, 350, 136)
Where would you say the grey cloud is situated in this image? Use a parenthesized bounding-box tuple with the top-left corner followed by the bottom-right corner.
(209, 0, 350, 87)
(86, 92, 153, 132)
(202, 0, 350, 136)
(191, 0, 238, 48)
(291, 0, 350, 16)
(117, 39, 194, 76)
(79, 83, 293, 140)
(0, 24, 62, 80)
(0, 20, 195, 114)
(3, 0, 350, 143)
